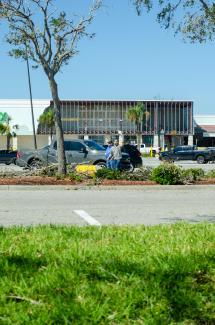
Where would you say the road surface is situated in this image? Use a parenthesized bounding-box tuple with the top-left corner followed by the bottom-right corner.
(0, 185, 214, 226)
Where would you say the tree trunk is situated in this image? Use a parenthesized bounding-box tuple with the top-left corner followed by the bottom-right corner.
(6, 134, 11, 150)
(50, 127, 53, 142)
(136, 123, 141, 151)
(49, 76, 66, 174)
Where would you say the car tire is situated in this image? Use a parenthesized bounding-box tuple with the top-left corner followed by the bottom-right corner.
(128, 163, 134, 172)
(28, 159, 43, 169)
(196, 155, 205, 164)
(95, 161, 107, 168)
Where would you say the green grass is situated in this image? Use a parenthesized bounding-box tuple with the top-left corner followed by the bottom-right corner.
(0, 224, 215, 324)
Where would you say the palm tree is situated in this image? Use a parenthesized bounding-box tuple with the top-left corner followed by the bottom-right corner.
(126, 103, 149, 150)
(39, 107, 55, 141)
(0, 116, 14, 150)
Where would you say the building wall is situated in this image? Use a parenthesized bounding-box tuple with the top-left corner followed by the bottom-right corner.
(16, 135, 49, 150)
(0, 136, 8, 149)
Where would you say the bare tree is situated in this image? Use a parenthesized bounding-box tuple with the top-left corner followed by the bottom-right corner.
(0, 0, 102, 174)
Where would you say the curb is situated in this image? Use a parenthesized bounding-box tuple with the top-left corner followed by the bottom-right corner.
(0, 184, 215, 191)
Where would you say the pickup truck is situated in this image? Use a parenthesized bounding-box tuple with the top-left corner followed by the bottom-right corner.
(16, 139, 133, 170)
(0, 150, 18, 165)
(159, 145, 215, 164)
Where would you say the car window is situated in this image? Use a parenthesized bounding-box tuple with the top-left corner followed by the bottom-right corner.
(53, 141, 85, 151)
(84, 140, 105, 151)
(70, 142, 85, 151)
(174, 147, 182, 152)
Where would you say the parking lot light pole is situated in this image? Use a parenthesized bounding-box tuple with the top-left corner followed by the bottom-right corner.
(26, 44, 37, 150)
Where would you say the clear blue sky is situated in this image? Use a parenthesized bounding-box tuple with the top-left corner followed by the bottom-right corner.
(0, 0, 215, 114)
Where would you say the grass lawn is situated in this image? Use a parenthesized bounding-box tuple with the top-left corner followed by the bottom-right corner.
(0, 223, 214, 324)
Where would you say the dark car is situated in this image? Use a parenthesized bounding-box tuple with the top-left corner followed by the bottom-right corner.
(103, 144, 142, 169)
(121, 144, 142, 168)
(159, 145, 215, 164)
(0, 150, 18, 165)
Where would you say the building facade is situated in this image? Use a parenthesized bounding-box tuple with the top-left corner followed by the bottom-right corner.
(194, 115, 215, 147)
(0, 99, 194, 150)
(38, 100, 194, 147)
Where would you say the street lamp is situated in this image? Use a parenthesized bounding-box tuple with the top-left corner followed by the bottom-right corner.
(26, 44, 37, 150)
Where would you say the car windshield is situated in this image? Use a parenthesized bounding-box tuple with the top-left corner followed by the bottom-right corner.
(84, 140, 105, 151)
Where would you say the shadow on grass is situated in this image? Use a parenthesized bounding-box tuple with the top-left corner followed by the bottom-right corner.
(84, 252, 215, 324)
(0, 254, 47, 277)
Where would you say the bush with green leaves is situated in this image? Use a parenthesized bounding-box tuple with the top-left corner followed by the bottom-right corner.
(151, 164, 183, 185)
(182, 168, 204, 184)
(206, 169, 215, 178)
(39, 164, 58, 177)
(121, 166, 152, 181)
(95, 168, 121, 180)
(67, 171, 84, 182)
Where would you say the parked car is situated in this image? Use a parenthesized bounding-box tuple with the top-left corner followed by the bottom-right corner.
(121, 144, 142, 168)
(159, 145, 215, 164)
(139, 144, 160, 154)
(0, 150, 18, 165)
(16, 139, 133, 171)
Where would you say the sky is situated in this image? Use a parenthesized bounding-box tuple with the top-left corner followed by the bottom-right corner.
(0, 0, 215, 115)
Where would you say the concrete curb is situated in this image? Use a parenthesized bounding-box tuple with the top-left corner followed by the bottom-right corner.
(0, 184, 215, 191)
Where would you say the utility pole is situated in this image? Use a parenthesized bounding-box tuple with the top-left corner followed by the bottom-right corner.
(26, 45, 37, 149)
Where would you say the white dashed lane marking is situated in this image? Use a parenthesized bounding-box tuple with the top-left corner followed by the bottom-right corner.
(74, 210, 101, 226)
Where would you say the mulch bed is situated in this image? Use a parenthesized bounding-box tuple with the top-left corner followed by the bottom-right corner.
(0, 177, 77, 185)
(0, 177, 214, 186)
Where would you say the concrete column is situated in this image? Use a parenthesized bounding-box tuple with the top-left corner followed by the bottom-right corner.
(160, 134, 165, 150)
(118, 131, 124, 146)
(188, 135, 193, 146)
(104, 135, 111, 144)
(12, 137, 17, 150)
(153, 134, 159, 147)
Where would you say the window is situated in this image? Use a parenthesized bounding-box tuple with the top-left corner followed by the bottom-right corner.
(70, 142, 85, 151)
(84, 140, 105, 151)
(64, 141, 72, 151)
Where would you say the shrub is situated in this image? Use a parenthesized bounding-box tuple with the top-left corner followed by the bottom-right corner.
(95, 168, 121, 180)
(151, 164, 183, 185)
(67, 171, 83, 182)
(39, 164, 58, 177)
(182, 168, 204, 184)
(206, 169, 215, 178)
(120, 166, 152, 181)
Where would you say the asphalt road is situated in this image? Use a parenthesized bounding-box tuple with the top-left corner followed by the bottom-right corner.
(142, 158, 215, 171)
(0, 185, 214, 226)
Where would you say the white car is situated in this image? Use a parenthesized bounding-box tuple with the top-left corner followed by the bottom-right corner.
(139, 144, 160, 154)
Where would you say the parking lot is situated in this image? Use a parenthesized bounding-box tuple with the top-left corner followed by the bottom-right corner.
(0, 157, 215, 175)
(142, 157, 215, 172)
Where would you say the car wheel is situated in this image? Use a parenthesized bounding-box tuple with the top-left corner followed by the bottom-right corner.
(127, 163, 134, 172)
(95, 161, 106, 168)
(29, 159, 43, 169)
(196, 155, 205, 164)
